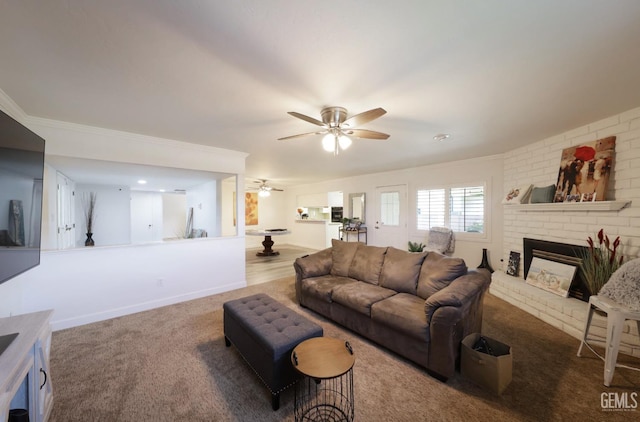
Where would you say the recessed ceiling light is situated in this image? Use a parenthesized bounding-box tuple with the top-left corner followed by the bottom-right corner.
(137, 180, 147, 184)
(433, 133, 451, 142)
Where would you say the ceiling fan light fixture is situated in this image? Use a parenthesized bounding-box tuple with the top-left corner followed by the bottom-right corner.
(322, 133, 336, 152)
(258, 187, 271, 197)
(338, 134, 352, 150)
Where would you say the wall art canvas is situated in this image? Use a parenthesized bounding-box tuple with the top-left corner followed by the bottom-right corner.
(554, 136, 615, 203)
(233, 192, 259, 226)
(506, 251, 520, 276)
(245, 192, 258, 226)
(525, 257, 577, 297)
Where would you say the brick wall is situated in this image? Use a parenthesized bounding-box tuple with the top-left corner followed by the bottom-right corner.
(496, 106, 640, 357)
(502, 106, 640, 268)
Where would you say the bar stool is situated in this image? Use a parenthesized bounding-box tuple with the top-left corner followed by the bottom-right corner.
(577, 295, 640, 386)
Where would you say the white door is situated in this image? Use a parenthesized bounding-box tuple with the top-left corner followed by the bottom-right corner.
(374, 185, 408, 249)
(56, 172, 75, 249)
(131, 192, 163, 243)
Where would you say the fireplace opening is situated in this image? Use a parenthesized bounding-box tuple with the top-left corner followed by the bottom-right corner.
(523, 238, 590, 302)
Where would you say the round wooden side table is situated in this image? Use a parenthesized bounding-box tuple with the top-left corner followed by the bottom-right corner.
(291, 337, 355, 422)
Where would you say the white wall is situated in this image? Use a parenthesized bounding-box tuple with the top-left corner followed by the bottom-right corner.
(284, 155, 505, 267)
(501, 106, 640, 272)
(187, 180, 219, 237)
(162, 193, 187, 239)
(75, 184, 131, 246)
(0, 95, 248, 327)
(1, 237, 245, 330)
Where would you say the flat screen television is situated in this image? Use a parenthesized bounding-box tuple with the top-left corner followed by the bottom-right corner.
(0, 109, 46, 285)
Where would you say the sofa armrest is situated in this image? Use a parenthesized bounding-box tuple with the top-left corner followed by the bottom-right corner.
(294, 247, 333, 279)
(424, 269, 491, 379)
(424, 269, 490, 323)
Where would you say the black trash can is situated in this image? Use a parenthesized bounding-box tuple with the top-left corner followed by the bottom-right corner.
(8, 408, 29, 422)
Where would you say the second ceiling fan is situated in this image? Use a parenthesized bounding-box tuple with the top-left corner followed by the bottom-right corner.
(278, 106, 389, 154)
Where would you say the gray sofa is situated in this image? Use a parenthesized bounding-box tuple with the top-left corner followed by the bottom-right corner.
(293, 239, 491, 381)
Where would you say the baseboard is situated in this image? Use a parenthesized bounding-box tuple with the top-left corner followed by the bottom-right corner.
(51, 280, 246, 331)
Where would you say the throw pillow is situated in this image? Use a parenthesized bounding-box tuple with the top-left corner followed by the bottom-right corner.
(598, 259, 640, 311)
(502, 184, 533, 204)
(330, 239, 360, 277)
(416, 252, 467, 299)
(530, 185, 556, 203)
(379, 247, 428, 294)
(347, 244, 388, 285)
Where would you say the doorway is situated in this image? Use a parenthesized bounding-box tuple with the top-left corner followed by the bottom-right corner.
(56, 172, 75, 249)
(374, 184, 408, 249)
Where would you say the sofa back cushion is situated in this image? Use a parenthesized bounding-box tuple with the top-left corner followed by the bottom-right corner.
(330, 239, 360, 277)
(347, 244, 388, 285)
(417, 252, 467, 299)
(379, 247, 427, 294)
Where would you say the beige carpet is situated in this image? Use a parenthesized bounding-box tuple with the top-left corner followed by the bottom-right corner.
(49, 277, 639, 421)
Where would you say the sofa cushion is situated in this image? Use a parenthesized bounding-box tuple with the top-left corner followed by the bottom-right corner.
(331, 282, 396, 316)
(371, 293, 429, 341)
(330, 239, 360, 277)
(416, 253, 467, 299)
(347, 244, 388, 285)
(379, 247, 427, 294)
(300, 275, 357, 303)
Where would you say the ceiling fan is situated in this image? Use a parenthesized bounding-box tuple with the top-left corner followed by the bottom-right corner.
(278, 106, 389, 154)
(248, 179, 283, 197)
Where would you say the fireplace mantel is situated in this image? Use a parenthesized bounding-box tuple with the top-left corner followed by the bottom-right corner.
(507, 200, 630, 212)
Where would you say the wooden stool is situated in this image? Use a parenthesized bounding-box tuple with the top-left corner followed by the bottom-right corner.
(577, 295, 640, 386)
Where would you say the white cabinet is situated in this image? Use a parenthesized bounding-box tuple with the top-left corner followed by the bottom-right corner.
(328, 191, 343, 207)
(0, 310, 54, 422)
(326, 223, 341, 247)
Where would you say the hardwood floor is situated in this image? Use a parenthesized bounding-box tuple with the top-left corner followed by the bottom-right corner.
(246, 244, 319, 286)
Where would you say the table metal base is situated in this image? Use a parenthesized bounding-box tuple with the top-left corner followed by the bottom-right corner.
(294, 369, 354, 422)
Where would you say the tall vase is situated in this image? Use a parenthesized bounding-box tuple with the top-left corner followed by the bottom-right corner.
(85, 232, 95, 247)
(477, 248, 494, 273)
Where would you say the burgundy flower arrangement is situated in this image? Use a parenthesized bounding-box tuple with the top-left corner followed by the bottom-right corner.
(580, 229, 624, 295)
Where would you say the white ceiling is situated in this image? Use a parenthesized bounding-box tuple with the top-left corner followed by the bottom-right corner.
(1, 1, 640, 188)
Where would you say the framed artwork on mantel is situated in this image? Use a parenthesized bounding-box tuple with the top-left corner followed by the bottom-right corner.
(526, 257, 576, 297)
(554, 136, 615, 203)
(506, 251, 520, 276)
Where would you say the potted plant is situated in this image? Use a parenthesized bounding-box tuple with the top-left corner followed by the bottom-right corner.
(579, 229, 624, 295)
(408, 241, 425, 252)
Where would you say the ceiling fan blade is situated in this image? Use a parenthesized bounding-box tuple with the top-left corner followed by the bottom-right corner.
(342, 107, 386, 127)
(344, 129, 390, 140)
(278, 130, 327, 141)
(287, 111, 326, 127)
(271, 188, 284, 192)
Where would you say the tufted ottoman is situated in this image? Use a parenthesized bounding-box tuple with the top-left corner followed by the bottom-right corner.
(223, 293, 323, 410)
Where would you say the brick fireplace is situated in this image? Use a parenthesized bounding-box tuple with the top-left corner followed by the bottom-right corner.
(490, 238, 640, 358)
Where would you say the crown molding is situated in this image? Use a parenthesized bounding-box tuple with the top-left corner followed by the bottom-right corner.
(0, 89, 28, 123)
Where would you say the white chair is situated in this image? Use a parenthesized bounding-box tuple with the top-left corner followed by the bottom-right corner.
(577, 295, 640, 386)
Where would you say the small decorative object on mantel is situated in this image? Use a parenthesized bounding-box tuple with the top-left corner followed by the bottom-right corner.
(477, 248, 494, 273)
(506, 251, 520, 276)
(578, 228, 624, 295)
(82, 192, 97, 247)
(502, 184, 532, 204)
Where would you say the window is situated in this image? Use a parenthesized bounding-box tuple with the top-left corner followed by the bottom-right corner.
(416, 185, 485, 234)
(417, 189, 445, 230)
(380, 191, 400, 226)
